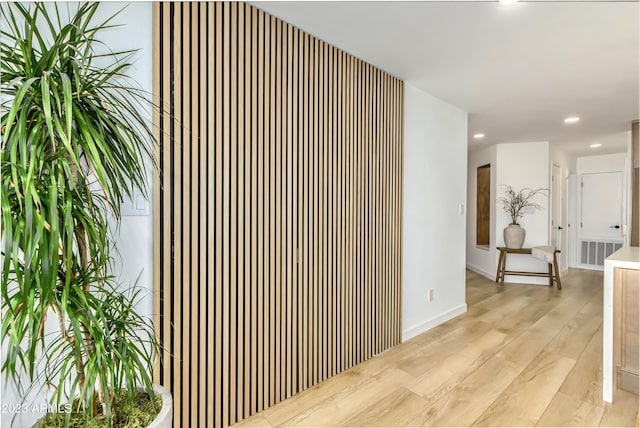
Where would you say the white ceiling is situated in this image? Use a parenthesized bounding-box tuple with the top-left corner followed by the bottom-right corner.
(252, 1, 639, 157)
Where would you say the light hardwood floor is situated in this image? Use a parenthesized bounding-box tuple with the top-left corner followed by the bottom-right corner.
(233, 269, 639, 427)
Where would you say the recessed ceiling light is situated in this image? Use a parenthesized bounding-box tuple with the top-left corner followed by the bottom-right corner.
(564, 116, 580, 124)
(499, 0, 519, 4)
(590, 143, 601, 148)
(473, 133, 485, 139)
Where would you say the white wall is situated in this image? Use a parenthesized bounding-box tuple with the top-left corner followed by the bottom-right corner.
(550, 144, 577, 175)
(577, 152, 627, 174)
(402, 83, 468, 341)
(494, 142, 551, 285)
(106, 2, 155, 321)
(1, 4, 154, 427)
(467, 145, 497, 278)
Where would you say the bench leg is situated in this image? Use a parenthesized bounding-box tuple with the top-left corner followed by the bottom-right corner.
(547, 263, 553, 287)
(496, 250, 505, 283)
(553, 252, 562, 290)
(499, 251, 506, 287)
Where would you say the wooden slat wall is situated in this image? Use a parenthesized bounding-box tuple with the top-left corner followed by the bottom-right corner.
(153, 3, 404, 427)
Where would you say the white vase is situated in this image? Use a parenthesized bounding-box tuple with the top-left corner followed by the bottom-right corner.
(148, 384, 173, 428)
(504, 224, 525, 249)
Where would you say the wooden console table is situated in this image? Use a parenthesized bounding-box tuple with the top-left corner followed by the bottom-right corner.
(495, 247, 562, 289)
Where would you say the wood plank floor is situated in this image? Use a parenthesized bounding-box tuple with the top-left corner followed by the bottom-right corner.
(232, 269, 639, 427)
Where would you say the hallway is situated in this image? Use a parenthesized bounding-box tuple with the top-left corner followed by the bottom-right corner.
(234, 269, 638, 427)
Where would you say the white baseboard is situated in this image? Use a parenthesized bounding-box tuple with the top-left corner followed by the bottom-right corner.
(577, 264, 604, 272)
(500, 276, 549, 285)
(466, 263, 494, 280)
(402, 304, 467, 342)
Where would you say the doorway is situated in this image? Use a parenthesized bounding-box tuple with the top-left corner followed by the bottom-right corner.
(568, 173, 578, 268)
(579, 171, 625, 268)
(550, 163, 563, 271)
(550, 164, 562, 248)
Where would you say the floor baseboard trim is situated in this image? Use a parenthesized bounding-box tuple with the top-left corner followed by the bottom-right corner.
(402, 304, 467, 342)
(466, 263, 494, 280)
(501, 276, 549, 285)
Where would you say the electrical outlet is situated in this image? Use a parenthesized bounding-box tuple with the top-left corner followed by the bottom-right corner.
(428, 289, 434, 302)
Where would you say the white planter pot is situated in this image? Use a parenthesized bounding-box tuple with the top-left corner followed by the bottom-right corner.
(148, 384, 173, 428)
(504, 224, 525, 249)
(32, 384, 172, 428)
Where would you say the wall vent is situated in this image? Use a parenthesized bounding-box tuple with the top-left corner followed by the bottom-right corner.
(580, 240, 622, 267)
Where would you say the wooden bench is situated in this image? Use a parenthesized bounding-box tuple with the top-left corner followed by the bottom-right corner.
(495, 246, 562, 289)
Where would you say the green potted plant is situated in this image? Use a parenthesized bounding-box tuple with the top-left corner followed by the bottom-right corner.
(497, 185, 547, 248)
(1, 2, 170, 427)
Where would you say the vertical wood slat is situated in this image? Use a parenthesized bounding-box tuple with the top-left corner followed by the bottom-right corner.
(256, 6, 264, 414)
(192, 4, 208, 426)
(173, 5, 183, 428)
(189, 5, 199, 428)
(264, 11, 273, 411)
(312, 35, 319, 388)
(302, 31, 310, 392)
(197, 5, 207, 428)
(222, 3, 231, 426)
(228, 2, 243, 424)
(206, 4, 215, 426)
(153, 3, 404, 427)
(273, 15, 282, 407)
(214, 4, 223, 426)
(236, 3, 246, 424)
(181, 5, 192, 427)
(244, 3, 253, 418)
(269, 13, 278, 409)
(289, 23, 297, 399)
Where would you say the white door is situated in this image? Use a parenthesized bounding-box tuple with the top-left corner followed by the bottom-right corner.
(581, 172, 623, 239)
(550, 164, 562, 249)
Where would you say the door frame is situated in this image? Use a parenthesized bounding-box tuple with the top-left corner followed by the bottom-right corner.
(549, 161, 567, 272)
(549, 163, 562, 247)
